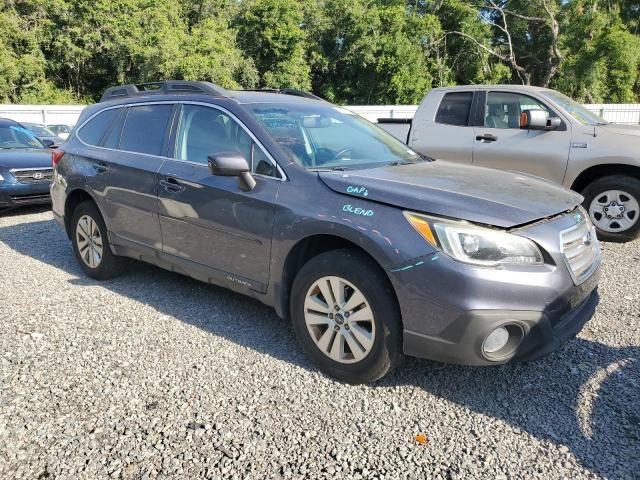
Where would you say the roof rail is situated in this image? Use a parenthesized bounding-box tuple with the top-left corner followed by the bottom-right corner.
(99, 81, 227, 103)
(241, 88, 324, 101)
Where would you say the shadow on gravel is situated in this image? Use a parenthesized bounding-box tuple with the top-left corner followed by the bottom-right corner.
(1, 215, 638, 479)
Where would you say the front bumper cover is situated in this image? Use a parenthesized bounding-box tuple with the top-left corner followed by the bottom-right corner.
(403, 285, 599, 366)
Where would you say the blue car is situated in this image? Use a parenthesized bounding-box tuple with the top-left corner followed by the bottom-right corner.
(0, 118, 53, 209)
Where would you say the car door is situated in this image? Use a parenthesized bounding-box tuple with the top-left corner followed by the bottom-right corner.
(157, 103, 281, 292)
(98, 103, 174, 251)
(472, 91, 571, 183)
(409, 90, 476, 164)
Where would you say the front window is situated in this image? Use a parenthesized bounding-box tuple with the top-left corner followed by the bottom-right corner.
(0, 125, 44, 149)
(247, 103, 422, 170)
(541, 91, 608, 126)
(485, 92, 551, 129)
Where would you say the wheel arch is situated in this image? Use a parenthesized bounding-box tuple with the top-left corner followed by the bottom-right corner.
(277, 233, 401, 323)
(570, 164, 640, 193)
(63, 189, 101, 239)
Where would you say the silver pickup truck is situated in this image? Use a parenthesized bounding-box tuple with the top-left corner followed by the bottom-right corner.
(377, 85, 640, 242)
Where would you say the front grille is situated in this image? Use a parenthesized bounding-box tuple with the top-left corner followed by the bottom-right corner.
(10, 168, 53, 184)
(560, 211, 600, 285)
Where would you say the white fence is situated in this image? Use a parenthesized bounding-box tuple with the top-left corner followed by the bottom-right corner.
(0, 102, 639, 126)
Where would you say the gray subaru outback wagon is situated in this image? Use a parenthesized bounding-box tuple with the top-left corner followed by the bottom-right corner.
(50, 81, 601, 383)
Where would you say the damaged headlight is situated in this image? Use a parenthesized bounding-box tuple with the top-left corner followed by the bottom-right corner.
(404, 212, 544, 267)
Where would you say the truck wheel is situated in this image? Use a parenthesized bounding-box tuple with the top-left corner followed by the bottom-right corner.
(582, 175, 640, 242)
(71, 201, 126, 279)
(290, 249, 402, 384)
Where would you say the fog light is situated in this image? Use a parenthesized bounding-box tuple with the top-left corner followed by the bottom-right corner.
(483, 327, 510, 354)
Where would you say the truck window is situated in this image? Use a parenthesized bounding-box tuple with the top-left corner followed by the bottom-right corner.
(435, 92, 473, 126)
(485, 92, 550, 129)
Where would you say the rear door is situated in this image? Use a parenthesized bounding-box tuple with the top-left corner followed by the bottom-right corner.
(472, 91, 571, 183)
(99, 103, 174, 251)
(157, 103, 280, 291)
(409, 90, 476, 164)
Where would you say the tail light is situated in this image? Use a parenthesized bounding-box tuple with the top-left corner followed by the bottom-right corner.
(52, 149, 65, 168)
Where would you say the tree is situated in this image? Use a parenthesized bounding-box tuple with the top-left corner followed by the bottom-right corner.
(235, 0, 311, 90)
(307, 0, 441, 104)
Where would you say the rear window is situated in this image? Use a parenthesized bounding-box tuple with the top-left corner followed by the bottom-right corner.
(435, 92, 473, 126)
(119, 105, 173, 156)
(78, 109, 119, 145)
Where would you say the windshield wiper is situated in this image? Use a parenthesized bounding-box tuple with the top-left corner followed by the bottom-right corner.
(309, 166, 351, 172)
(386, 160, 415, 167)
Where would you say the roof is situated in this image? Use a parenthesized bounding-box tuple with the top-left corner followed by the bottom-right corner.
(432, 84, 552, 93)
(99, 80, 324, 105)
(0, 117, 20, 127)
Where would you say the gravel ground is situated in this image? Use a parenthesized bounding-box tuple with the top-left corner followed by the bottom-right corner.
(0, 207, 638, 480)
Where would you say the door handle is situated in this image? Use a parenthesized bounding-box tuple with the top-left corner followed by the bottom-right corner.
(476, 134, 498, 143)
(159, 177, 185, 193)
(93, 161, 108, 173)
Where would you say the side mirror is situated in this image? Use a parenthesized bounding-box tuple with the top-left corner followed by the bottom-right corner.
(207, 152, 256, 190)
(41, 138, 56, 149)
(520, 110, 560, 131)
(547, 116, 561, 130)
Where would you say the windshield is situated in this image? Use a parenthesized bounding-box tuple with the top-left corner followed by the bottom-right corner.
(25, 124, 57, 136)
(542, 91, 608, 126)
(247, 103, 422, 170)
(0, 125, 44, 149)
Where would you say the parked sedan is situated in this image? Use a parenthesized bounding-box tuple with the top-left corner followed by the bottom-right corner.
(21, 122, 64, 148)
(0, 118, 54, 209)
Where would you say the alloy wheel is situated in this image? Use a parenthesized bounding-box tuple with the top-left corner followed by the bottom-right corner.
(76, 214, 103, 269)
(304, 276, 375, 364)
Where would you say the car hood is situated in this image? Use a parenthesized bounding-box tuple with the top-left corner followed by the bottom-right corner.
(0, 148, 52, 170)
(599, 124, 640, 138)
(319, 161, 582, 228)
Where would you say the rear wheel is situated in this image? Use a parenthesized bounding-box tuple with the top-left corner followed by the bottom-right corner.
(290, 249, 402, 384)
(582, 175, 640, 242)
(71, 201, 126, 279)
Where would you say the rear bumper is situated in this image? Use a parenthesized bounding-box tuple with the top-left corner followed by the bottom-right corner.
(0, 181, 51, 207)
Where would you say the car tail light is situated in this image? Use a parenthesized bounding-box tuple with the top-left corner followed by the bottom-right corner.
(52, 149, 65, 168)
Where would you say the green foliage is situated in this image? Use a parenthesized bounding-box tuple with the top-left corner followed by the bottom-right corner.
(236, 0, 311, 90)
(0, 0, 639, 104)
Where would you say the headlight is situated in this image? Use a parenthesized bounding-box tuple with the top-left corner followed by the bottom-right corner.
(404, 212, 544, 267)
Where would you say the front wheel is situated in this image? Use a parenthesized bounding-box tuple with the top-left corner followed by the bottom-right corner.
(290, 249, 402, 384)
(582, 175, 640, 243)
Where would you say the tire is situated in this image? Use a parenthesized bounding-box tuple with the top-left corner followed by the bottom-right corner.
(290, 249, 402, 384)
(70, 200, 126, 280)
(581, 175, 640, 243)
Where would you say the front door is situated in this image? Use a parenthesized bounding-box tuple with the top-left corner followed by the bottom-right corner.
(157, 103, 281, 291)
(472, 91, 572, 183)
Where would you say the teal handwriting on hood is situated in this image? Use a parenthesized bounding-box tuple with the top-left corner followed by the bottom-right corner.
(319, 160, 582, 228)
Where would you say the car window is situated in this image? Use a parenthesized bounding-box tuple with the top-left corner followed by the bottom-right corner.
(102, 109, 127, 149)
(174, 104, 277, 176)
(249, 103, 421, 170)
(0, 124, 43, 149)
(119, 104, 173, 156)
(485, 92, 550, 129)
(435, 92, 473, 126)
(78, 109, 120, 145)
